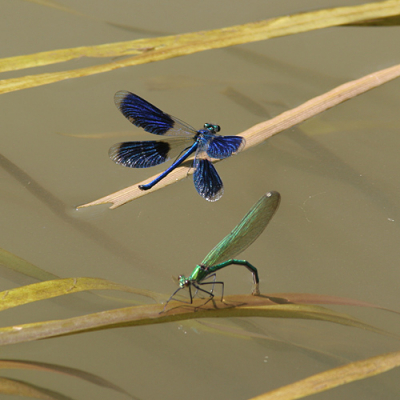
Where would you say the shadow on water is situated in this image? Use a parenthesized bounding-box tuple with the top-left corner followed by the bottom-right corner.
(0, 152, 156, 274)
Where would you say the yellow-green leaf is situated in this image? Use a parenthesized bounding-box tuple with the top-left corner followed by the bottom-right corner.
(0, 277, 163, 311)
(1, 1, 400, 93)
(0, 377, 59, 399)
(0, 295, 396, 346)
(249, 350, 400, 400)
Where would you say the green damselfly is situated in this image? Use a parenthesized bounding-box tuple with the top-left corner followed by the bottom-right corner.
(165, 191, 281, 309)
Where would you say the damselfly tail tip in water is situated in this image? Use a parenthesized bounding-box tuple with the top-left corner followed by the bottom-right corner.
(162, 191, 281, 312)
(109, 91, 245, 201)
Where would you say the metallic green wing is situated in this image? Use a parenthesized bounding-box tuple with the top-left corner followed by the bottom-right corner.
(202, 191, 281, 266)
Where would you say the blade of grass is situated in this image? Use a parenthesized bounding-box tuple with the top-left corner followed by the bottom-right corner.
(347, 14, 400, 26)
(79, 62, 400, 209)
(0, 295, 397, 346)
(249, 350, 400, 400)
(1, 1, 400, 92)
(0, 277, 163, 311)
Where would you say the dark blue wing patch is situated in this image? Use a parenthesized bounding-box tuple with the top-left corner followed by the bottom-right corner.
(193, 158, 224, 202)
(114, 91, 174, 135)
(207, 136, 245, 159)
(109, 141, 170, 168)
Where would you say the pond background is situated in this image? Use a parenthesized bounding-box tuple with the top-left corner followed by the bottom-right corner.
(1, 0, 400, 399)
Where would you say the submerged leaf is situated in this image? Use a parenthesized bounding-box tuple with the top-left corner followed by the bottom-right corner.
(0, 248, 59, 282)
(249, 350, 400, 400)
(23, 0, 82, 15)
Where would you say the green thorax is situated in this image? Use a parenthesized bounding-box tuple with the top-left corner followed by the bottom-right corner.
(178, 265, 209, 288)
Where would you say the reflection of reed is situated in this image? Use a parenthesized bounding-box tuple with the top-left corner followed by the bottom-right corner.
(0, 153, 155, 273)
(222, 87, 273, 119)
(0, 358, 136, 399)
(273, 128, 400, 222)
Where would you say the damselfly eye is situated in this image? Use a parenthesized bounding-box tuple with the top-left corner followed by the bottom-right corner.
(203, 123, 220, 134)
(178, 275, 190, 288)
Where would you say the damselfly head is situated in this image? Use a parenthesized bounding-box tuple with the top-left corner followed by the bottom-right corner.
(178, 275, 190, 288)
(203, 123, 220, 134)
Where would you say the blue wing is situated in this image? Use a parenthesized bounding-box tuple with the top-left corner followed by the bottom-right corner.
(207, 136, 245, 159)
(115, 91, 197, 137)
(109, 137, 194, 168)
(193, 157, 224, 202)
(109, 141, 169, 168)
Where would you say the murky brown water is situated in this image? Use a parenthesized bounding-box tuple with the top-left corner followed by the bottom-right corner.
(1, 1, 400, 399)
